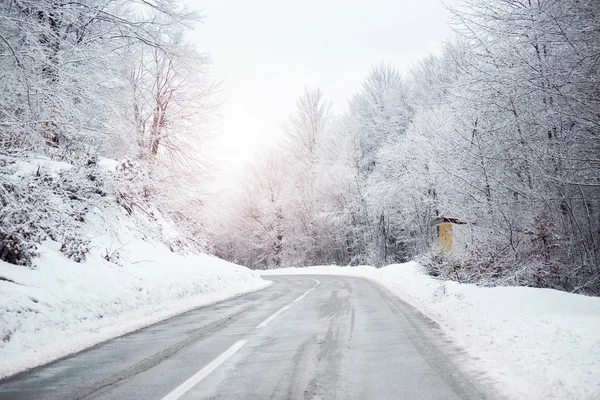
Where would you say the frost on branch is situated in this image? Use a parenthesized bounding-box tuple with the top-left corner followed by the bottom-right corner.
(0, 0, 215, 267)
(0, 153, 107, 266)
(208, 0, 600, 294)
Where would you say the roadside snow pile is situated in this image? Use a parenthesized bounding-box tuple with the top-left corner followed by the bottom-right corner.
(262, 264, 600, 400)
(0, 240, 268, 379)
(0, 155, 269, 379)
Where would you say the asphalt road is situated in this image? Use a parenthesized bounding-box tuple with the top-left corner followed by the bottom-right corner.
(0, 275, 496, 400)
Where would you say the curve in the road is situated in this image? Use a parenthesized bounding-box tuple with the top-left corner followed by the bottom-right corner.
(0, 275, 498, 400)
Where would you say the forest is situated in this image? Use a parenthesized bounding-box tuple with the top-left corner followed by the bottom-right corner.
(1, 0, 599, 295)
(208, 0, 600, 294)
(0, 0, 214, 264)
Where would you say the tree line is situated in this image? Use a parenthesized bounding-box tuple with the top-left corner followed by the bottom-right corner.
(210, 0, 600, 294)
(0, 0, 214, 264)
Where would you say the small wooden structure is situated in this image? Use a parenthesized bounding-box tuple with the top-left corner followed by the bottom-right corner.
(430, 217, 466, 252)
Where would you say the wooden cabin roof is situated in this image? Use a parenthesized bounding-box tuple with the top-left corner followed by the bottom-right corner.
(430, 217, 466, 226)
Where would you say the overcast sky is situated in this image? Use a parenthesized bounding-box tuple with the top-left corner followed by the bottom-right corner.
(186, 0, 457, 188)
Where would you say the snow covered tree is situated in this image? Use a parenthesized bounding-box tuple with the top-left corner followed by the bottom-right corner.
(443, 0, 600, 290)
(346, 64, 415, 265)
(206, 0, 599, 294)
(0, 0, 216, 265)
(279, 88, 332, 264)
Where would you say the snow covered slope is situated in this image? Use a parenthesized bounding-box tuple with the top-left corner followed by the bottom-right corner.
(0, 156, 269, 379)
(263, 264, 600, 400)
(0, 239, 268, 379)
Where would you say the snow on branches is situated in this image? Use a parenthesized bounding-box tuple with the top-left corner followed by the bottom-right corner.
(210, 0, 600, 294)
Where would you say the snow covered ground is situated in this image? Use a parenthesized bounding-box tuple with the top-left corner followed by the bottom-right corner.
(262, 264, 600, 400)
(0, 240, 268, 379)
(0, 153, 270, 381)
(0, 156, 269, 379)
(1, 155, 597, 396)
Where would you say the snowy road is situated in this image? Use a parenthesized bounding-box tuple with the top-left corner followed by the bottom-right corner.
(0, 275, 495, 399)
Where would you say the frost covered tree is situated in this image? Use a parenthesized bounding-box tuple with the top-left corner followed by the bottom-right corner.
(0, 0, 216, 264)
(350, 64, 413, 173)
(210, 152, 287, 269)
(206, 0, 599, 293)
(438, 0, 600, 290)
(279, 88, 332, 264)
(347, 64, 414, 265)
(123, 22, 217, 245)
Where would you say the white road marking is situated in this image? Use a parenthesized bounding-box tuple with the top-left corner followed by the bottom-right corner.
(256, 278, 320, 328)
(161, 278, 320, 399)
(160, 340, 247, 400)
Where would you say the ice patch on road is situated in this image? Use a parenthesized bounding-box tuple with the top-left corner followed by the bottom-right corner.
(262, 264, 600, 400)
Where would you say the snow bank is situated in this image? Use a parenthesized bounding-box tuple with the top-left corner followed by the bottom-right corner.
(13, 156, 73, 177)
(0, 213, 269, 379)
(262, 264, 600, 400)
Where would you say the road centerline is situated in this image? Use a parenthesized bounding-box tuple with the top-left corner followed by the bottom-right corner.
(256, 278, 320, 329)
(160, 340, 247, 400)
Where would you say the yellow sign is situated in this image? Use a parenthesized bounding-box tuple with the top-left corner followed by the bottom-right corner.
(438, 223, 453, 252)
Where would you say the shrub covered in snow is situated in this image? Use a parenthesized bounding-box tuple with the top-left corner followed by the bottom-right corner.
(0, 0, 216, 269)
(0, 152, 108, 266)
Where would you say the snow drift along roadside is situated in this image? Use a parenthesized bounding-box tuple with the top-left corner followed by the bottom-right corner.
(0, 240, 268, 380)
(0, 155, 270, 379)
(262, 264, 600, 400)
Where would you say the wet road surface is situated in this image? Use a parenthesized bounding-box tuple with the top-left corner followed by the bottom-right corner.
(0, 275, 496, 399)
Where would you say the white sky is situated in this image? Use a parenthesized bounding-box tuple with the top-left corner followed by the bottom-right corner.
(185, 0, 456, 188)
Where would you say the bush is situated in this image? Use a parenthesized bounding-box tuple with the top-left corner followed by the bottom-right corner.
(61, 237, 91, 262)
(0, 152, 108, 266)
